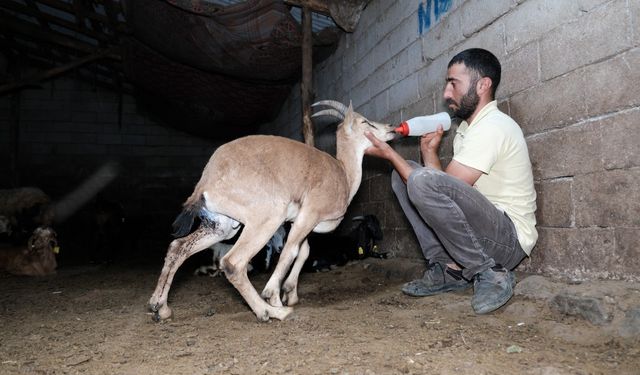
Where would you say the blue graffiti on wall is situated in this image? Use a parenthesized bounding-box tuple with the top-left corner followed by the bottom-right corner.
(418, 0, 453, 35)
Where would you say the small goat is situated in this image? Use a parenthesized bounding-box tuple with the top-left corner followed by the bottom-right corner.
(305, 214, 385, 272)
(149, 100, 397, 322)
(0, 227, 58, 276)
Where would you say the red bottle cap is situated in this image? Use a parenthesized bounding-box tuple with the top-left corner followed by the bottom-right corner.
(394, 122, 409, 137)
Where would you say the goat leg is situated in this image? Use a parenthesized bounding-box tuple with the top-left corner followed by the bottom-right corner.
(221, 221, 293, 321)
(148, 225, 222, 321)
(261, 219, 315, 307)
(281, 238, 310, 306)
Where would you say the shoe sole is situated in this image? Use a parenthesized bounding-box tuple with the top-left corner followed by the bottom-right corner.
(402, 281, 472, 297)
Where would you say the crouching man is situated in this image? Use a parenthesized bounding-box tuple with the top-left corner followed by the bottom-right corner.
(364, 48, 537, 314)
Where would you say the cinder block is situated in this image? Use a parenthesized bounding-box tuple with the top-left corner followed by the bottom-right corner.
(633, 0, 640, 45)
(615, 227, 640, 276)
(540, 0, 631, 81)
(460, 0, 513, 38)
(389, 228, 422, 259)
(500, 41, 539, 98)
(60, 143, 107, 155)
(601, 108, 640, 170)
(574, 168, 640, 227)
(416, 55, 448, 102)
(401, 96, 434, 121)
(584, 49, 640, 117)
(455, 19, 506, 60)
(535, 178, 573, 228)
(527, 121, 602, 180)
(387, 15, 421, 61)
(421, 9, 464, 61)
(509, 70, 587, 135)
(525, 227, 619, 280)
(504, 0, 608, 52)
(388, 75, 420, 113)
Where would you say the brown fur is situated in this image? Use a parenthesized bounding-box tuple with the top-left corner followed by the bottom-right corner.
(0, 227, 58, 276)
(149, 102, 398, 321)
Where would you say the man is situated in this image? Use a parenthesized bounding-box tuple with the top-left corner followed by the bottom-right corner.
(365, 48, 537, 314)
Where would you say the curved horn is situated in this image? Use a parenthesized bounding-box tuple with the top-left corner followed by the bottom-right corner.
(312, 100, 348, 115)
(311, 109, 345, 121)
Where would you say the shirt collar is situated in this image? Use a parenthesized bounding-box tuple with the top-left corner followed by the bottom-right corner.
(456, 100, 498, 136)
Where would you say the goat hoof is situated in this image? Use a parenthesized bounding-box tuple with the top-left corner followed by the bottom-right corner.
(149, 302, 159, 313)
(150, 304, 172, 321)
(256, 311, 270, 323)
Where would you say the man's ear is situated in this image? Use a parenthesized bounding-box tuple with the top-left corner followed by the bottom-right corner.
(477, 77, 493, 96)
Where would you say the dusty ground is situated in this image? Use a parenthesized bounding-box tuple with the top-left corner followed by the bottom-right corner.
(1, 257, 639, 375)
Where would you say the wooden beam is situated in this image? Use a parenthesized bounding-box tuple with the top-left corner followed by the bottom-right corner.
(34, 0, 117, 28)
(0, 11, 120, 59)
(284, 0, 330, 16)
(300, 4, 314, 146)
(0, 1, 114, 42)
(0, 48, 115, 95)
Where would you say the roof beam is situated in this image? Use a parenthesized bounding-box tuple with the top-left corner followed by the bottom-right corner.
(0, 11, 120, 59)
(0, 47, 117, 95)
(1, 0, 111, 43)
(284, 0, 330, 16)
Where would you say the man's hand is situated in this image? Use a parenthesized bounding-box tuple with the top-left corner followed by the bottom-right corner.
(420, 125, 444, 170)
(420, 124, 444, 157)
(364, 132, 395, 160)
(364, 131, 415, 183)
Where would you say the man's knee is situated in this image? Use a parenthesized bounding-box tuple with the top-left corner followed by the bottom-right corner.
(407, 168, 444, 202)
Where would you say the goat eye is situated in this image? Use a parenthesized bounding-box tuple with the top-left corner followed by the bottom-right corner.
(363, 120, 378, 129)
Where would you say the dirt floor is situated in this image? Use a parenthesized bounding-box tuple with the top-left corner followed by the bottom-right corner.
(1, 256, 639, 375)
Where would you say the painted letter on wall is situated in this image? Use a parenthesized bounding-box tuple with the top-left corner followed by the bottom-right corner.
(418, 0, 452, 35)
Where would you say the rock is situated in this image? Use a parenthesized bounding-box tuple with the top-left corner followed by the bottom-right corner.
(618, 306, 640, 338)
(549, 292, 614, 325)
(514, 275, 561, 300)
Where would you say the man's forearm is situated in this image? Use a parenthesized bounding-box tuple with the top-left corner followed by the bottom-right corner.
(388, 152, 416, 183)
(422, 150, 443, 171)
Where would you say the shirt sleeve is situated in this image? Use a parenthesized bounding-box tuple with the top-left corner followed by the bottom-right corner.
(453, 122, 504, 174)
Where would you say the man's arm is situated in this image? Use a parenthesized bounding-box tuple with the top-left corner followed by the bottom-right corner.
(365, 130, 483, 186)
(445, 160, 483, 186)
(364, 132, 415, 183)
(421, 125, 483, 186)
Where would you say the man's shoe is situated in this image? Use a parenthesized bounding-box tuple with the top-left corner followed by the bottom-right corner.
(402, 262, 471, 297)
(471, 266, 516, 314)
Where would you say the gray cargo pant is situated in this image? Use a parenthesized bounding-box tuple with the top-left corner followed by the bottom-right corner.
(392, 161, 526, 280)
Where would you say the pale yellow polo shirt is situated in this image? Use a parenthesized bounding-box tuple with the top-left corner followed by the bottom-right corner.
(452, 101, 538, 255)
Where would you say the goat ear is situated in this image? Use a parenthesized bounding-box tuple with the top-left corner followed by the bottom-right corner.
(342, 101, 355, 135)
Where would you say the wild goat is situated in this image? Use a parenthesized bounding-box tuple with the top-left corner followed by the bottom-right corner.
(148, 100, 397, 322)
(0, 227, 58, 276)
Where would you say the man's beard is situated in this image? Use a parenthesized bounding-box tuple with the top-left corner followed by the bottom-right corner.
(447, 80, 480, 121)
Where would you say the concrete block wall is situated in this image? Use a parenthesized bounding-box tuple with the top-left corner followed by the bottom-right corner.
(262, 0, 640, 281)
(0, 77, 220, 241)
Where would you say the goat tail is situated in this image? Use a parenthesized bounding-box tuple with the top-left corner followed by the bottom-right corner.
(171, 197, 204, 238)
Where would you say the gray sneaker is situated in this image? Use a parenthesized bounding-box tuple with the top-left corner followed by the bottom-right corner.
(401, 262, 471, 297)
(471, 266, 516, 314)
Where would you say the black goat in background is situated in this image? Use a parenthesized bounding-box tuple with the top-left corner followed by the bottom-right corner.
(304, 214, 386, 272)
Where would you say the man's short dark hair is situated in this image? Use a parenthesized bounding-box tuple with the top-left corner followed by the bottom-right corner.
(448, 48, 501, 99)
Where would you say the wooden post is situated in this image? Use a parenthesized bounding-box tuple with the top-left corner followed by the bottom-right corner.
(301, 4, 314, 146)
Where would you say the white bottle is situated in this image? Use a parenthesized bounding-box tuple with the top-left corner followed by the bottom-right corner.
(394, 112, 451, 137)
